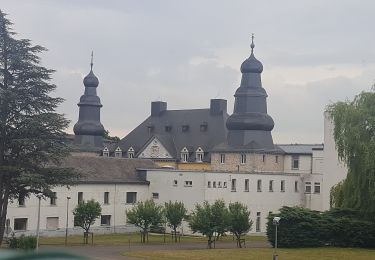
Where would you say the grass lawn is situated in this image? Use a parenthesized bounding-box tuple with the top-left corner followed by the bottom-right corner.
(123, 247, 375, 260)
(39, 233, 267, 246)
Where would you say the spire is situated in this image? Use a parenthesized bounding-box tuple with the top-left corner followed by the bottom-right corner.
(250, 33, 255, 54)
(90, 51, 94, 71)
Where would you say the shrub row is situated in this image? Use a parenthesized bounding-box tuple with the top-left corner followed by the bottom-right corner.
(8, 234, 37, 250)
(266, 206, 375, 248)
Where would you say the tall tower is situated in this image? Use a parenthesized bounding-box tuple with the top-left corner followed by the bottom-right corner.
(73, 52, 105, 147)
(226, 35, 275, 150)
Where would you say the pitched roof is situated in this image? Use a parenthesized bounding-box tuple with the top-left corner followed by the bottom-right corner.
(58, 156, 158, 184)
(276, 144, 324, 155)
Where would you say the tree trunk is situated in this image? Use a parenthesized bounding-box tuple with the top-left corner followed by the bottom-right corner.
(235, 233, 242, 248)
(207, 235, 212, 249)
(0, 179, 10, 245)
(174, 227, 177, 242)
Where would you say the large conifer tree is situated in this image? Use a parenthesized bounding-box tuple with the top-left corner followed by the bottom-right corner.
(0, 10, 78, 243)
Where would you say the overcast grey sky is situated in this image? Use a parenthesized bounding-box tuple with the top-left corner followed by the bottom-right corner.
(2, 0, 375, 143)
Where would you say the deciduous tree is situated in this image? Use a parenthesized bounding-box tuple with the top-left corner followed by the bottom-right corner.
(73, 199, 101, 244)
(228, 202, 252, 248)
(165, 201, 187, 242)
(0, 10, 78, 244)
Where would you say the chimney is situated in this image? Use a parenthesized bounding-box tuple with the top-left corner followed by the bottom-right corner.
(210, 99, 227, 116)
(151, 101, 167, 117)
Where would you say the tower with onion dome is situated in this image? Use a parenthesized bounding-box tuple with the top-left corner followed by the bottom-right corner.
(73, 52, 105, 147)
(225, 35, 275, 150)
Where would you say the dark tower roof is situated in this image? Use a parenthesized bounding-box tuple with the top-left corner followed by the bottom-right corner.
(217, 35, 275, 152)
(73, 52, 105, 147)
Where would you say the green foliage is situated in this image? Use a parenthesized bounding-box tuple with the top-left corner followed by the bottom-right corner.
(103, 130, 120, 142)
(327, 89, 375, 221)
(266, 206, 375, 248)
(188, 200, 230, 248)
(0, 9, 79, 244)
(165, 201, 187, 242)
(73, 199, 102, 234)
(8, 234, 37, 250)
(126, 199, 164, 243)
(228, 202, 252, 247)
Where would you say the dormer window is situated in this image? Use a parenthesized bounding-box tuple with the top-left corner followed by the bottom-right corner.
(195, 147, 204, 162)
(182, 125, 189, 132)
(181, 147, 189, 162)
(128, 147, 135, 159)
(147, 125, 154, 133)
(165, 125, 172, 132)
(115, 147, 122, 158)
(200, 122, 208, 132)
(103, 147, 109, 157)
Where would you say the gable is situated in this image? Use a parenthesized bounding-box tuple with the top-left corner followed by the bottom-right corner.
(138, 137, 173, 159)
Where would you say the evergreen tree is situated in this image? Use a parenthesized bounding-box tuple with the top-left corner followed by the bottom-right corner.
(328, 88, 375, 221)
(165, 201, 187, 242)
(0, 10, 79, 244)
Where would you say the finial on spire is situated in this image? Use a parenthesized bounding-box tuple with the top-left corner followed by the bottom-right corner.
(250, 33, 255, 53)
(90, 51, 94, 71)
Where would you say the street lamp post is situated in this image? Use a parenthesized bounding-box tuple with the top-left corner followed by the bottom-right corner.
(273, 217, 281, 260)
(65, 196, 71, 246)
(36, 193, 43, 252)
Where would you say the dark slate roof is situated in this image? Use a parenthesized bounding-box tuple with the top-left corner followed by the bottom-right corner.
(212, 141, 284, 154)
(276, 144, 324, 155)
(118, 108, 228, 161)
(59, 156, 158, 184)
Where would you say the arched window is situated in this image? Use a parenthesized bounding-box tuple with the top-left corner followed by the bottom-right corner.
(115, 147, 122, 158)
(180, 147, 189, 163)
(195, 147, 204, 162)
(102, 147, 109, 157)
(128, 147, 135, 159)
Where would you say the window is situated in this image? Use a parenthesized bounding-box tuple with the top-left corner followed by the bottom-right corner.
(46, 217, 59, 230)
(173, 180, 178, 186)
(126, 192, 137, 203)
(218, 181, 222, 188)
(101, 215, 111, 226)
(181, 147, 189, 162)
(231, 179, 237, 192)
(220, 154, 225, 164)
(244, 179, 249, 192)
(152, 193, 159, 199)
(104, 192, 109, 204)
(14, 218, 27, 231)
(305, 182, 312, 193)
(18, 195, 25, 207)
(196, 147, 204, 162)
(200, 123, 208, 132)
(128, 147, 135, 158)
(213, 181, 216, 188)
(292, 155, 299, 169)
(314, 182, 321, 194)
(115, 147, 122, 158)
(208, 181, 211, 188)
(275, 155, 279, 163)
(103, 147, 109, 157)
(281, 180, 285, 192)
(50, 192, 57, 206)
(184, 181, 193, 187)
(257, 179, 262, 192)
(78, 192, 83, 204)
(223, 182, 227, 188)
(240, 154, 246, 164)
(262, 154, 266, 163)
(269, 180, 274, 192)
(256, 212, 261, 232)
(294, 181, 299, 192)
(182, 125, 189, 132)
(165, 125, 172, 132)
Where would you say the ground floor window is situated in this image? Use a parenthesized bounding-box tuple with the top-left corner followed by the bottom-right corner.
(14, 218, 27, 231)
(126, 192, 137, 204)
(46, 217, 59, 230)
(101, 215, 111, 226)
(256, 212, 261, 232)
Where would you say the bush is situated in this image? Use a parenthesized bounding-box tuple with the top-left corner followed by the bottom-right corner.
(267, 207, 375, 248)
(8, 234, 37, 250)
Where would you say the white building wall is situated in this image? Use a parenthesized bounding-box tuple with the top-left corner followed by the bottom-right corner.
(283, 154, 312, 174)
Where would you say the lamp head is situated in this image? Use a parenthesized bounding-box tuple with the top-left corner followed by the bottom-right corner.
(273, 216, 281, 225)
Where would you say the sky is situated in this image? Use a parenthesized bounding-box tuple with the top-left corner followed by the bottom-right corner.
(2, 0, 375, 143)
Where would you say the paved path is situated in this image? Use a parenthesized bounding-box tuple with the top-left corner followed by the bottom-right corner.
(41, 241, 271, 260)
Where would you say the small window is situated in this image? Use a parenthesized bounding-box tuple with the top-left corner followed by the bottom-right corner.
(200, 123, 208, 132)
(281, 180, 285, 192)
(305, 182, 312, 193)
(115, 147, 122, 158)
(208, 181, 211, 188)
(101, 215, 111, 226)
(292, 155, 299, 169)
(294, 181, 299, 192)
(223, 182, 227, 188)
(257, 179, 262, 192)
(152, 193, 159, 199)
(262, 154, 266, 163)
(220, 154, 225, 164)
(184, 181, 193, 187)
(275, 155, 279, 163)
(231, 179, 237, 192)
(103, 147, 109, 157)
(18, 195, 25, 207)
(213, 181, 216, 188)
(244, 179, 249, 192)
(173, 180, 178, 186)
(50, 192, 57, 206)
(126, 192, 137, 204)
(181, 147, 189, 162)
(78, 192, 83, 204)
(269, 180, 274, 192)
(196, 147, 204, 162)
(104, 192, 109, 204)
(165, 125, 172, 132)
(314, 182, 321, 194)
(182, 125, 189, 132)
(218, 181, 222, 188)
(240, 154, 246, 164)
(46, 217, 59, 230)
(256, 212, 261, 232)
(128, 147, 135, 159)
(14, 218, 27, 231)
